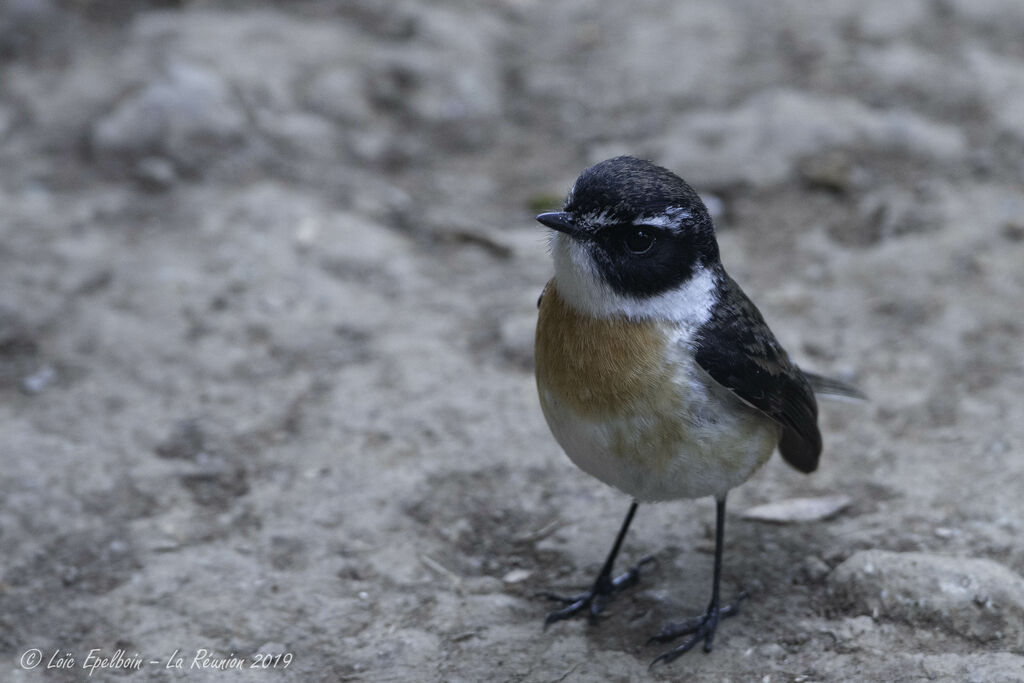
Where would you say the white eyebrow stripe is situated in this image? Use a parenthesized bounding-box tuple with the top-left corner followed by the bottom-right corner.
(634, 207, 692, 228)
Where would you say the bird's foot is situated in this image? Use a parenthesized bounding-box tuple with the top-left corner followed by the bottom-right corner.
(647, 591, 747, 668)
(539, 555, 655, 627)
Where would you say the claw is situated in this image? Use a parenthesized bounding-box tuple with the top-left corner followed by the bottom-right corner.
(539, 555, 655, 628)
(647, 592, 747, 668)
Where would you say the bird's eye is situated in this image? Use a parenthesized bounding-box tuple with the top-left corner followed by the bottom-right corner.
(624, 228, 655, 254)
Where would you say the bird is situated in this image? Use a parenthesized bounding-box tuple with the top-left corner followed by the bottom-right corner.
(532, 155, 863, 667)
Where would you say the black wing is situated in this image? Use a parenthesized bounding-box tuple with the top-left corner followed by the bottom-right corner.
(694, 273, 822, 473)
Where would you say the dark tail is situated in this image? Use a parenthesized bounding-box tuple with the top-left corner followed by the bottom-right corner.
(802, 371, 867, 402)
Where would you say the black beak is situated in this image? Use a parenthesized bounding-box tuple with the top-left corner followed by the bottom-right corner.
(535, 212, 578, 236)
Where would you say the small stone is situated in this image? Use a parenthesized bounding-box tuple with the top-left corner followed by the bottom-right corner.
(741, 495, 851, 523)
(501, 568, 532, 584)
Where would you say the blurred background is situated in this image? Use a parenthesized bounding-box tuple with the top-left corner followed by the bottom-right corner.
(1, 1, 1023, 680)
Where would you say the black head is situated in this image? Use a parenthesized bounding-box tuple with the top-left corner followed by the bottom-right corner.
(537, 156, 720, 299)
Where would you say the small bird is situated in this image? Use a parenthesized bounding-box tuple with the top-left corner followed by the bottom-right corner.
(533, 156, 863, 667)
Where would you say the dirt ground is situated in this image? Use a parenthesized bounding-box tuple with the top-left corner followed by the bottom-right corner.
(2, 1, 1024, 681)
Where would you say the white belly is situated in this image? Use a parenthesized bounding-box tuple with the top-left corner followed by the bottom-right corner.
(538, 359, 781, 502)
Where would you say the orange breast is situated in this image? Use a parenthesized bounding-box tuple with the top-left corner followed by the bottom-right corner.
(534, 280, 677, 418)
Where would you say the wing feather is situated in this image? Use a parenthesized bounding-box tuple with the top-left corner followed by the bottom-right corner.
(693, 273, 822, 473)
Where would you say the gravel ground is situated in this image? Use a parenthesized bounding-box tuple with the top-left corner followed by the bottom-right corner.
(1, 1, 1023, 681)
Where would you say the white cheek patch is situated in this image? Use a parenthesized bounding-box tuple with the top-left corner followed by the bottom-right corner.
(551, 234, 608, 316)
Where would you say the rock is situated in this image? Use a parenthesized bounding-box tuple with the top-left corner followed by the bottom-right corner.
(918, 653, 1024, 683)
(501, 568, 532, 584)
(813, 652, 1024, 683)
(90, 62, 247, 176)
(829, 550, 1024, 647)
(659, 90, 966, 187)
(742, 495, 851, 523)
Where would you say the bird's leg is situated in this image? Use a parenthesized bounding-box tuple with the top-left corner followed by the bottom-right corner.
(539, 501, 654, 626)
(648, 495, 747, 668)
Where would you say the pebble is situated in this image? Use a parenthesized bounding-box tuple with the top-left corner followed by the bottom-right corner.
(501, 568, 532, 584)
(741, 495, 851, 523)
